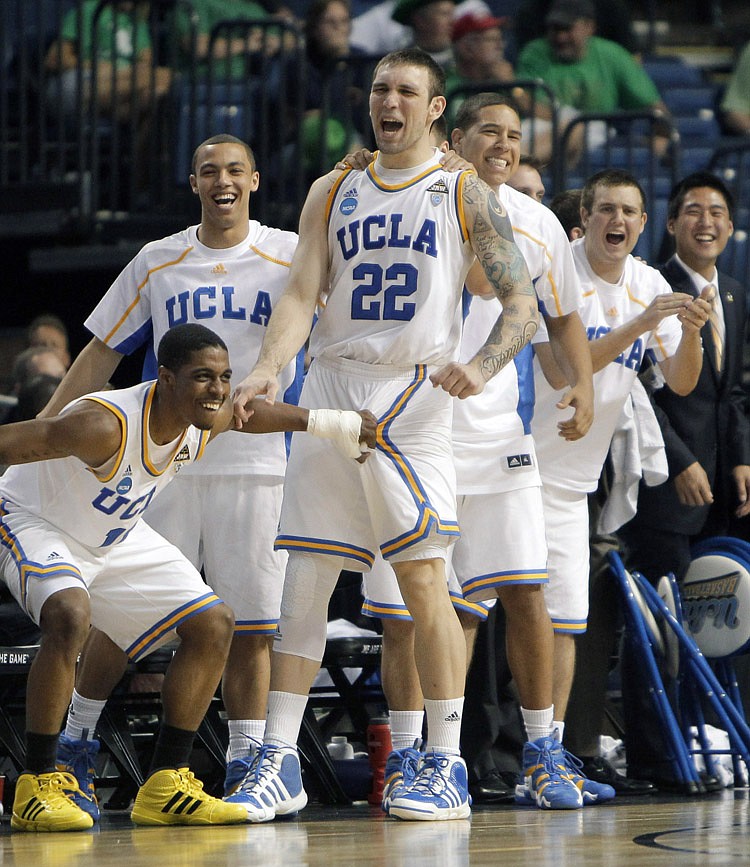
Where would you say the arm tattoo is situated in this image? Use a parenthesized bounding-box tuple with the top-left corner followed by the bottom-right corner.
(462, 173, 539, 380)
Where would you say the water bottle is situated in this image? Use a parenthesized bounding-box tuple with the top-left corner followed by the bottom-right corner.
(327, 735, 355, 760)
(366, 717, 392, 806)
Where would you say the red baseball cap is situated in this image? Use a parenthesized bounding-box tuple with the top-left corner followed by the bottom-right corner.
(451, 12, 508, 43)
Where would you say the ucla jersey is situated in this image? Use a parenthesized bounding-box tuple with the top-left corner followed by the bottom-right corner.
(312, 154, 475, 366)
(0, 382, 210, 550)
(533, 238, 682, 492)
(452, 184, 583, 494)
(85, 221, 300, 477)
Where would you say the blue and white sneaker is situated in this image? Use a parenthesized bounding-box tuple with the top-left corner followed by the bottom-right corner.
(55, 733, 100, 821)
(388, 751, 471, 821)
(515, 736, 583, 810)
(223, 744, 307, 822)
(381, 743, 422, 814)
(561, 748, 616, 804)
(224, 756, 256, 797)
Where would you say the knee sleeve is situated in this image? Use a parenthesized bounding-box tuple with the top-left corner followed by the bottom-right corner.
(276, 553, 344, 661)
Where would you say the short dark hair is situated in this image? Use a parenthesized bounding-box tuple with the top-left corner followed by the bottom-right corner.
(549, 188, 583, 238)
(27, 313, 68, 345)
(667, 170, 735, 222)
(430, 113, 449, 144)
(519, 154, 546, 172)
(581, 168, 646, 214)
(374, 48, 446, 101)
(453, 92, 522, 133)
(191, 135, 256, 175)
(11, 346, 62, 388)
(157, 324, 227, 371)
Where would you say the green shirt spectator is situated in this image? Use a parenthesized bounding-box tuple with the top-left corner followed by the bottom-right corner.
(720, 41, 750, 136)
(516, 34, 660, 114)
(179, 0, 285, 79)
(59, 0, 152, 70)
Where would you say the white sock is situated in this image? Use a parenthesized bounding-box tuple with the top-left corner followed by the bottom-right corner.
(521, 706, 554, 743)
(64, 690, 107, 742)
(227, 719, 266, 761)
(553, 720, 566, 744)
(263, 691, 307, 749)
(389, 709, 424, 751)
(424, 697, 463, 755)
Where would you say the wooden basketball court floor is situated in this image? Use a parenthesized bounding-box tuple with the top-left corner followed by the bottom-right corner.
(1, 789, 748, 867)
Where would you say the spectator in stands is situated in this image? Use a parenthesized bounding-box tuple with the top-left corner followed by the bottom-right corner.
(391, 0, 457, 69)
(297, 0, 371, 177)
(514, 0, 639, 57)
(44, 1, 173, 194)
(507, 154, 546, 202)
(445, 13, 556, 162)
(44, 1, 172, 123)
(179, 0, 293, 79)
(27, 314, 71, 371)
(0, 346, 66, 425)
(515, 0, 671, 162)
(549, 187, 584, 240)
(720, 40, 750, 136)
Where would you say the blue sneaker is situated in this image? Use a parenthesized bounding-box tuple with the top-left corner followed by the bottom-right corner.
(515, 736, 583, 810)
(388, 751, 471, 821)
(55, 734, 100, 821)
(223, 744, 307, 823)
(561, 748, 616, 804)
(224, 756, 255, 797)
(381, 743, 422, 813)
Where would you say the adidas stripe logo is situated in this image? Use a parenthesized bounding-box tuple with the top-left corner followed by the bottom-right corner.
(163, 792, 202, 815)
(444, 710, 461, 722)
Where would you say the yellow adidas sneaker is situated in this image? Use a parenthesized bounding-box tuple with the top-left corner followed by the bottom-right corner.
(11, 772, 94, 832)
(131, 768, 248, 826)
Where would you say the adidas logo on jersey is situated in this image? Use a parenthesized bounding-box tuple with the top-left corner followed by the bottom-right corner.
(606, 306, 618, 317)
(342, 188, 359, 199)
(173, 445, 191, 463)
(506, 454, 532, 469)
(46, 551, 63, 560)
(211, 263, 227, 275)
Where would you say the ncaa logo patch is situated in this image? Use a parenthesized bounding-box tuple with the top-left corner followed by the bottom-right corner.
(340, 197, 358, 215)
(116, 476, 133, 495)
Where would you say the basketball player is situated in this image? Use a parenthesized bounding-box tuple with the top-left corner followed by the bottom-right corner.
(228, 48, 539, 823)
(531, 168, 710, 774)
(40, 135, 301, 817)
(0, 323, 376, 832)
(355, 92, 601, 811)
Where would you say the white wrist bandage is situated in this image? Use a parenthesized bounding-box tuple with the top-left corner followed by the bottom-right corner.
(307, 408, 367, 459)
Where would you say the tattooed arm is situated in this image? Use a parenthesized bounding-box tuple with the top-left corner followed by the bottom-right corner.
(430, 172, 538, 398)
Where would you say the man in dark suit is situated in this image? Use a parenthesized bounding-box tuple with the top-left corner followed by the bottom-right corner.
(617, 170, 750, 785)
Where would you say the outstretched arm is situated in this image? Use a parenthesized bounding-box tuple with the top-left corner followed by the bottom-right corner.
(211, 398, 378, 460)
(431, 173, 538, 398)
(0, 401, 123, 468)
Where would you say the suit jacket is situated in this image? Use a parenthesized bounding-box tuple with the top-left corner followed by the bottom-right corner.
(633, 255, 750, 535)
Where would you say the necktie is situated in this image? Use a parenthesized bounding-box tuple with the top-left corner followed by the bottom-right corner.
(706, 284, 723, 371)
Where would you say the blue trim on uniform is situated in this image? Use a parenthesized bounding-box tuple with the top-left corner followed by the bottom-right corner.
(449, 590, 491, 622)
(141, 343, 158, 381)
(462, 568, 549, 599)
(461, 286, 473, 323)
(282, 346, 306, 457)
(111, 320, 153, 363)
(551, 618, 588, 635)
(234, 619, 279, 635)
(126, 591, 223, 661)
(361, 598, 413, 621)
(376, 367, 460, 559)
(513, 342, 536, 434)
(275, 534, 375, 568)
(0, 499, 86, 609)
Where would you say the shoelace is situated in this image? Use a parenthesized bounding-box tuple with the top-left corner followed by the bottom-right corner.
(39, 772, 82, 799)
(398, 748, 421, 780)
(173, 769, 206, 796)
(237, 744, 283, 793)
(561, 749, 585, 778)
(408, 754, 451, 795)
(532, 741, 568, 781)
